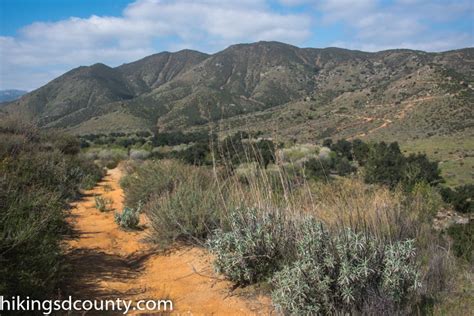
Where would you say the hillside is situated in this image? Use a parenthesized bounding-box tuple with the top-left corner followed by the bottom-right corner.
(3, 42, 473, 184)
(4, 42, 472, 139)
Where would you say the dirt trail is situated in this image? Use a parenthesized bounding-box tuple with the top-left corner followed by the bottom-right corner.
(337, 95, 440, 139)
(64, 167, 271, 315)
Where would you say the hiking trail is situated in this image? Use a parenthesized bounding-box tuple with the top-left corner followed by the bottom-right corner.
(64, 167, 271, 315)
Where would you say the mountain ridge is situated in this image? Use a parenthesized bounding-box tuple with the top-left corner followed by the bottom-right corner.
(3, 41, 473, 143)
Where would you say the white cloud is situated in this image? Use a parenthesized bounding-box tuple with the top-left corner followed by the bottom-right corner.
(1, 0, 471, 90)
(0, 0, 311, 90)
(332, 32, 473, 52)
(312, 0, 473, 52)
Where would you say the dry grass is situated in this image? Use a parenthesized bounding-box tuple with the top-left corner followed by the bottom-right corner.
(122, 139, 466, 313)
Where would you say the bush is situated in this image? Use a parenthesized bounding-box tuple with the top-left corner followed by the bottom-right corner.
(152, 130, 213, 147)
(402, 154, 442, 190)
(322, 138, 333, 147)
(120, 160, 194, 209)
(95, 149, 127, 169)
(364, 142, 442, 191)
(114, 207, 140, 229)
(218, 133, 276, 168)
(272, 218, 421, 315)
(129, 149, 151, 160)
(447, 222, 473, 262)
(352, 139, 370, 165)
(147, 168, 222, 247)
(441, 185, 474, 214)
(0, 185, 64, 298)
(331, 139, 353, 160)
(208, 207, 295, 285)
(178, 142, 210, 165)
(50, 133, 81, 155)
(334, 156, 355, 176)
(304, 157, 333, 181)
(0, 123, 102, 299)
(364, 142, 405, 188)
(95, 196, 111, 212)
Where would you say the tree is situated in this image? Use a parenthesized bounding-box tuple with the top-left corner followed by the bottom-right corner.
(323, 138, 333, 148)
(53, 134, 81, 155)
(441, 185, 474, 214)
(352, 139, 370, 165)
(331, 139, 353, 160)
(402, 153, 442, 189)
(334, 157, 355, 176)
(255, 139, 276, 168)
(180, 142, 210, 165)
(304, 157, 333, 181)
(364, 142, 405, 188)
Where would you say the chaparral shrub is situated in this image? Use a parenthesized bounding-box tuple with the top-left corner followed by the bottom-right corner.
(114, 206, 140, 229)
(147, 168, 222, 247)
(0, 118, 103, 299)
(95, 196, 112, 212)
(120, 159, 194, 209)
(272, 218, 421, 315)
(208, 207, 296, 285)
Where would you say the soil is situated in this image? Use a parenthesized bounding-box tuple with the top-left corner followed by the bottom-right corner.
(63, 167, 272, 315)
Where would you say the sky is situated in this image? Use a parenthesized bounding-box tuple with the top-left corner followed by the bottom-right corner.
(0, 0, 473, 91)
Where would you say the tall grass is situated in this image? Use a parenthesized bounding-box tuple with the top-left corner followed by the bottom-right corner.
(120, 159, 195, 210)
(147, 168, 224, 247)
(122, 135, 460, 314)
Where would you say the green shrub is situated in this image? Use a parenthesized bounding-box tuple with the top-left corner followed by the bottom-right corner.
(94, 196, 111, 212)
(0, 124, 102, 299)
(331, 139, 353, 160)
(352, 139, 370, 165)
(80, 173, 101, 190)
(410, 182, 445, 222)
(129, 149, 151, 160)
(364, 143, 442, 191)
(103, 184, 113, 192)
(334, 156, 355, 176)
(121, 160, 194, 209)
(208, 207, 295, 285)
(364, 142, 405, 188)
(147, 168, 222, 247)
(218, 133, 276, 168)
(441, 185, 474, 214)
(50, 132, 81, 155)
(447, 222, 473, 262)
(114, 207, 140, 229)
(95, 149, 127, 169)
(402, 153, 442, 190)
(177, 142, 210, 165)
(304, 157, 333, 181)
(0, 185, 64, 298)
(272, 218, 421, 315)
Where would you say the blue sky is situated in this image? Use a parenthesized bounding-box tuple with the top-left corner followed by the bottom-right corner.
(1, 0, 473, 91)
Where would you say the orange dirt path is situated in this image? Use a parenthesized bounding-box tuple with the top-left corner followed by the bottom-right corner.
(64, 167, 272, 315)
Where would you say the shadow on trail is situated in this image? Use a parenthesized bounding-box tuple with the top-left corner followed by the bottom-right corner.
(61, 248, 158, 315)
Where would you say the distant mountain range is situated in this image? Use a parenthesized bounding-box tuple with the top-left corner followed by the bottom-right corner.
(0, 89, 27, 103)
(2, 41, 473, 144)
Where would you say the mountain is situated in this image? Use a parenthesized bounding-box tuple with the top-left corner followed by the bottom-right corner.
(3, 42, 473, 143)
(0, 89, 27, 102)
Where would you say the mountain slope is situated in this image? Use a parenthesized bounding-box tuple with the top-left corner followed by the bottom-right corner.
(117, 49, 209, 95)
(4, 41, 473, 143)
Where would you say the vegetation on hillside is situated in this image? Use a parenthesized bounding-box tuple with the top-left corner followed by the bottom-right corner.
(119, 132, 472, 314)
(0, 117, 103, 299)
(5, 42, 471, 185)
(1, 112, 470, 313)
